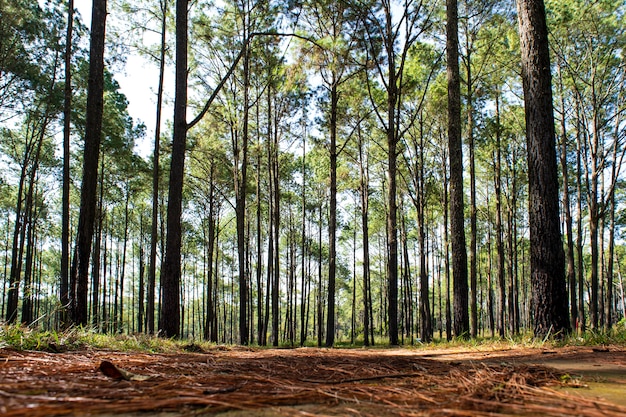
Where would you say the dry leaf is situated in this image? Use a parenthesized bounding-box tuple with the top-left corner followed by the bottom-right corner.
(99, 360, 150, 381)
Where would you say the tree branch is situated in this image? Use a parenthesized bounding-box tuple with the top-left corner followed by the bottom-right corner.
(187, 31, 325, 130)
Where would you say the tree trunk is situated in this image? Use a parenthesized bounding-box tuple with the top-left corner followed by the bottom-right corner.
(326, 80, 338, 347)
(20, 201, 36, 325)
(271, 112, 280, 347)
(160, 0, 187, 338)
(465, 45, 478, 340)
(236, 39, 250, 345)
(91, 179, 104, 329)
(494, 95, 506, 338)
(517, 0, 570, 337)
(6, 137, 33, 324)
(358, 129, 372, 346)
(203, 164, 217, 342)
(71, 0, 107, 326)
(417, 124, 432, 342)
(443, 148, 452, 341)
(300, 126, 307, 346)
(447, 0, 469, 338)
(61, 0, 74, 326)
(137, 242, 144, 333)
(256, 129, 265, 344)
(118, 184, 130, 332)
(384, 5, 400, 346)
(575, 104, 586, 333)
(605, 108, 622, 330)
(557, 65, 577, 330)
(148, 0, 168, 336)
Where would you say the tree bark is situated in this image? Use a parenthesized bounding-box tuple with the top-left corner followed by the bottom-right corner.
(70, 0, 107, 325)
(61, 0, 74, 326)
(358, 128, 372, 346)
(159, 0, 187, 338)
(516, 0, 570, 337)
(575, 104, 586, 333)
(147, 0, 168, 335)
(326, 80, 338, 347)
(447, 0, 469, 338)
(236, 38, 250, 345)
(556, 65, 577, 330)
(494, 95, 506, 338)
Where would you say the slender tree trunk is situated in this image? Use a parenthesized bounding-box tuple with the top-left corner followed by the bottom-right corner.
(517, 0, 570, 337)
(606, 193, 615, 330)
(465, 47, 478, 340)
(271, 110, 280, 347)
(384, 8, 400, 346)
(300, 126, 307, 346)
(91, 182, 103, 328)
(487, 226, 495, 337)
(317, 202, 323, 347)
(401, 209, 414, 343)
(575, 104, 586, 333)
(494, 95, 506, 338)
(101, 220, 108, 331)
(160, 0, 187, 337)
(326, 80, 338, 347)
(358, 130, 372, 346)
(203, 165, 217, 341)
(588, 100, 602, 330)
(256, 132, 265, 344)
(617, 258, 626, 321)
(447, 0, 469, 338)
(443, 149, 452, 341)
(557, 65, 577, 330)
(351, 214, 357, 344)
(508, 153, 521, 335)
(118, 185, 130, 332)
(71, 0, 107, 326)
(21, 200, 36, 325)
(61, 0, 74, 325)
(138, 242, 144, 333)
(605, 108, 622, 330)
(7, 135, 36, 323)
(148, 0, 168, 336)
(417, 126, 432, 342)
(236, 39, 250, 345)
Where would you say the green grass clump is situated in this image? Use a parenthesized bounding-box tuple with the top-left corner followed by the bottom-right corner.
(556, 324, 626, 347)
(0, 324, 224, 353)
(0, 325, 88, 351)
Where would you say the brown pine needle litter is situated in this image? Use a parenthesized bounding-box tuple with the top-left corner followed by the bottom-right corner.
(0, 346, 624, 416)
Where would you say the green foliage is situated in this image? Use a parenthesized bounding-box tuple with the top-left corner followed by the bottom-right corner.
(0, 325, 86, 351)
(0, 324, 218, 353)
(2, 324, 625, 353)
(556, 327, 626, 347)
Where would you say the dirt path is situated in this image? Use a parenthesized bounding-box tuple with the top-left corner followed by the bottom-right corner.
(1, 345, 624, 416)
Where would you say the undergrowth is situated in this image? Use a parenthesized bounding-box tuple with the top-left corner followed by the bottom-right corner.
(0, 324, 206, 353)
(1, 322, 624, 353)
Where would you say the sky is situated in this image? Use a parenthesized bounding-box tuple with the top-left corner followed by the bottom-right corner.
(74, 0, 166, 158)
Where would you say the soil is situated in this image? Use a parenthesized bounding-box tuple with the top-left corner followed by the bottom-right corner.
(1, 344, 624, 416)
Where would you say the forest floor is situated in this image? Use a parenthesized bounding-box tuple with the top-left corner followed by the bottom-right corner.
(1, 343, 625, 416)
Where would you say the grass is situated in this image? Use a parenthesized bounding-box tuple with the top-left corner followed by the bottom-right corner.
(1, 322, 625, 353)
(0, 324, 205, 353)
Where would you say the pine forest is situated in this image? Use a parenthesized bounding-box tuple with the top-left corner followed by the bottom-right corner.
(2, 0, 626, 347)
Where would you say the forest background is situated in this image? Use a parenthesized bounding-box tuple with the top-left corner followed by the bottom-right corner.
(1, 0, 625, 347)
